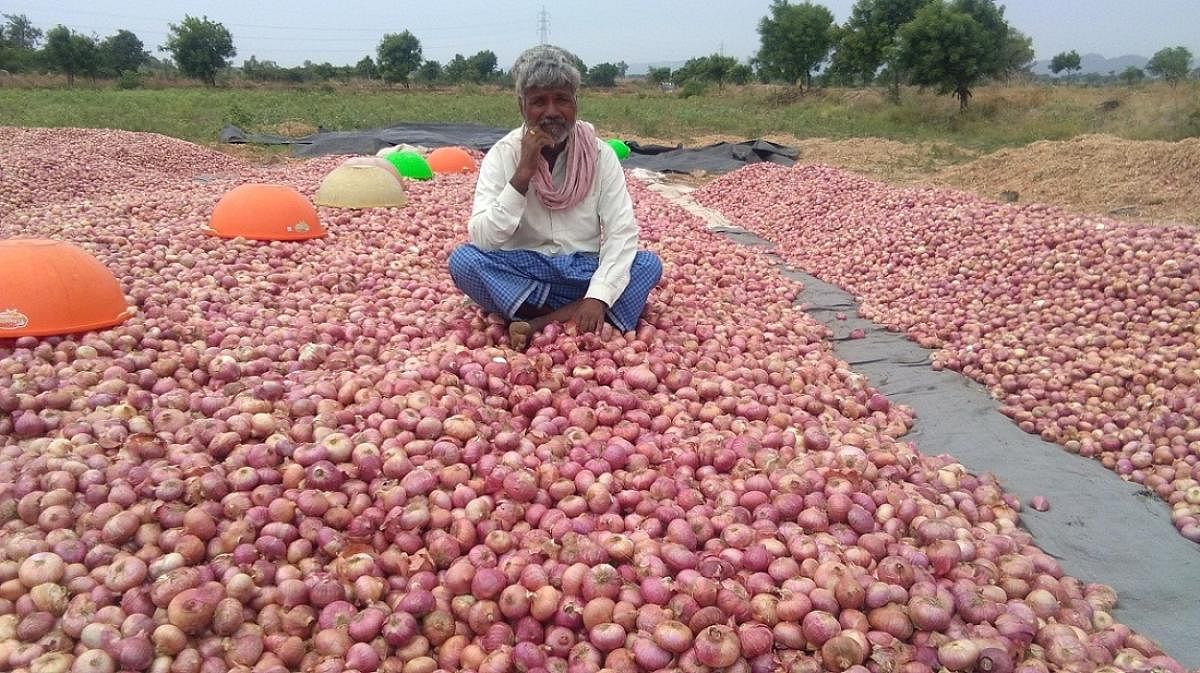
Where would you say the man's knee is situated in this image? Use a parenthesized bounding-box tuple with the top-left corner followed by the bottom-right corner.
(448, 244, 482, 284)
(635, 251, 664, 284)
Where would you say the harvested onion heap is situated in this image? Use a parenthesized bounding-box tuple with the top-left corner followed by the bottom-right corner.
(0, 128, 1186, 672)
(694, 163, 1200, 545)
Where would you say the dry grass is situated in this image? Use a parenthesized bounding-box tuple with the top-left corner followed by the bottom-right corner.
(271, 120, 320, 137)
(929, 134, 1200, 225)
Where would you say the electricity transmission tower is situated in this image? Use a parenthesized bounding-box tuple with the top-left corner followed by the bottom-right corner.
(538, 6, 549, 44)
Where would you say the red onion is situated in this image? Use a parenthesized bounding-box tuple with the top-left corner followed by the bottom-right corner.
(630, 636, 672, 671)
(166, 588, 218, 635)
(588, 622, 626, 652)
(694, 625, 741, 668)
(801, 611, 840, 647)
(977, 647, 1014, 673)
(937, 639, 980, 672)
(345, 642, 380, 672)
(654, 620, 693, 654)
(738, 623, 774, 658)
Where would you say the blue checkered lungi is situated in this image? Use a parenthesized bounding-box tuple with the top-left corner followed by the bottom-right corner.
(448, 244, 663, 333)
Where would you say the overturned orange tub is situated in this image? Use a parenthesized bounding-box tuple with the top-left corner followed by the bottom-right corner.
(427, 146, 478, 175)
(0, 239, 134, 338)
(208, 184, 325, 241)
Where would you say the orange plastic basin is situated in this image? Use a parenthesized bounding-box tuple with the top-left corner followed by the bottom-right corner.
(427, 146, 478, 174)
(208, 184, 325, 241)
(0, 239, 133, 338)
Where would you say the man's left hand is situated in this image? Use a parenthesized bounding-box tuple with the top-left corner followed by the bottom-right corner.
(573, 298, 607, 334)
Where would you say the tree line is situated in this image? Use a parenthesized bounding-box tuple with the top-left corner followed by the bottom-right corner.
(1, 2, 1195, 109)
(1047, 47, 1195, 87)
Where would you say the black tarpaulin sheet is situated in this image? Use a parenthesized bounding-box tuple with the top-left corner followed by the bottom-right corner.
(621, 139, 797, 173)
(219, 123, 511, 158)
(220, 124, 798, 172)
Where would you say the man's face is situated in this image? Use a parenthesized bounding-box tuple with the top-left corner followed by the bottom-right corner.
(520, 85, 577, 145)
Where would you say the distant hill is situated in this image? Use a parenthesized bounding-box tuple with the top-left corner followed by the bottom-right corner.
(1031, 52, 1148, 76)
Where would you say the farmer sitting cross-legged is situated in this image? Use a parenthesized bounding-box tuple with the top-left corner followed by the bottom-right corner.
(448, 44, 663, 351)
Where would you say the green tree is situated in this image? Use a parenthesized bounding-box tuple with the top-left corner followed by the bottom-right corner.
(1118, 65, 1145, 86)
(305, 60, 336, 81)
(466, 50, 498, 83)
(414, 60, 442, 86)
(163, 15, 235, 86)
(142, 55, 178, 76)
(705, 54, 741, 88)
(586, 62, 621, 87)
(617, 61, 628, 77)
(376, 31, 421, 87)
(955, 0, 1011, 72)
(828, 0, 931, 91)
(241, 55, 272, 81)
(730, 63, 754, 85)
(569, 53, 589, 79)
(2, 14, 42, 49)
(756, 0, 836, 88)
(1146, 46, 1193, 86)
(1049, 50, 1081, 76)
(99, 29, 148, 77)
(1, 14, 44, 72)
(674, 54, 743, 89)
(43, 26, 99, 85)
(647, 67, 672, 85)
(826, 23, 875, 85)
(443, 53, 470, 84)
(1001, 28, 1035, 79)
(354, 55, 378, 79)
(896, 0, 1003, 110)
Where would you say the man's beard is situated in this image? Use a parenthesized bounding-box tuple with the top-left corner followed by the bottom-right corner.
(539, 119, 572, 144)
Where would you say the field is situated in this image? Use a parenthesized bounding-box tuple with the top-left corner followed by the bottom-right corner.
(4, 78, 1199, 225)
(2, 79, 1200, 671)
(2, 79, 1199, 153)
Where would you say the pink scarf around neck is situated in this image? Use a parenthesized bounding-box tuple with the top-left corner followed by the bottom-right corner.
(530, 121, 597, 211)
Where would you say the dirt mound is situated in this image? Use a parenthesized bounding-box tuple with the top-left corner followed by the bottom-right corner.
(932, 134, 1200, 225)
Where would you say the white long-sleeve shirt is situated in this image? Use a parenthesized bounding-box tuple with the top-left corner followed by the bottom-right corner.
(467, 126, 640, 308)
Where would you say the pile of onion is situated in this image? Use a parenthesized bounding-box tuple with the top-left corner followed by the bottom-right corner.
(695, 162, 1200, 545)
(0, 128, 1186, 672)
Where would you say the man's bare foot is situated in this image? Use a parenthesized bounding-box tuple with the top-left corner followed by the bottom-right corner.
(508, 301, 591, 351)
(508, 321, 532, 351)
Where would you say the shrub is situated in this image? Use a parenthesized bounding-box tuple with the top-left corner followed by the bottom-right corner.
(679, 80, 706, 98)
(116, 71, 143, 89)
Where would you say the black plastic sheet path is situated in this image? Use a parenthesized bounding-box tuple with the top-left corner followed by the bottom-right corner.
(709, 226, 1200, 667)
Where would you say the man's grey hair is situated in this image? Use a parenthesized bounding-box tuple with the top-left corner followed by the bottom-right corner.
(512, 45, 581, 98)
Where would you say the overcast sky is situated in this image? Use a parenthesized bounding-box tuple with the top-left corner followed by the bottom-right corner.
(6, 0, 1199, 70)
